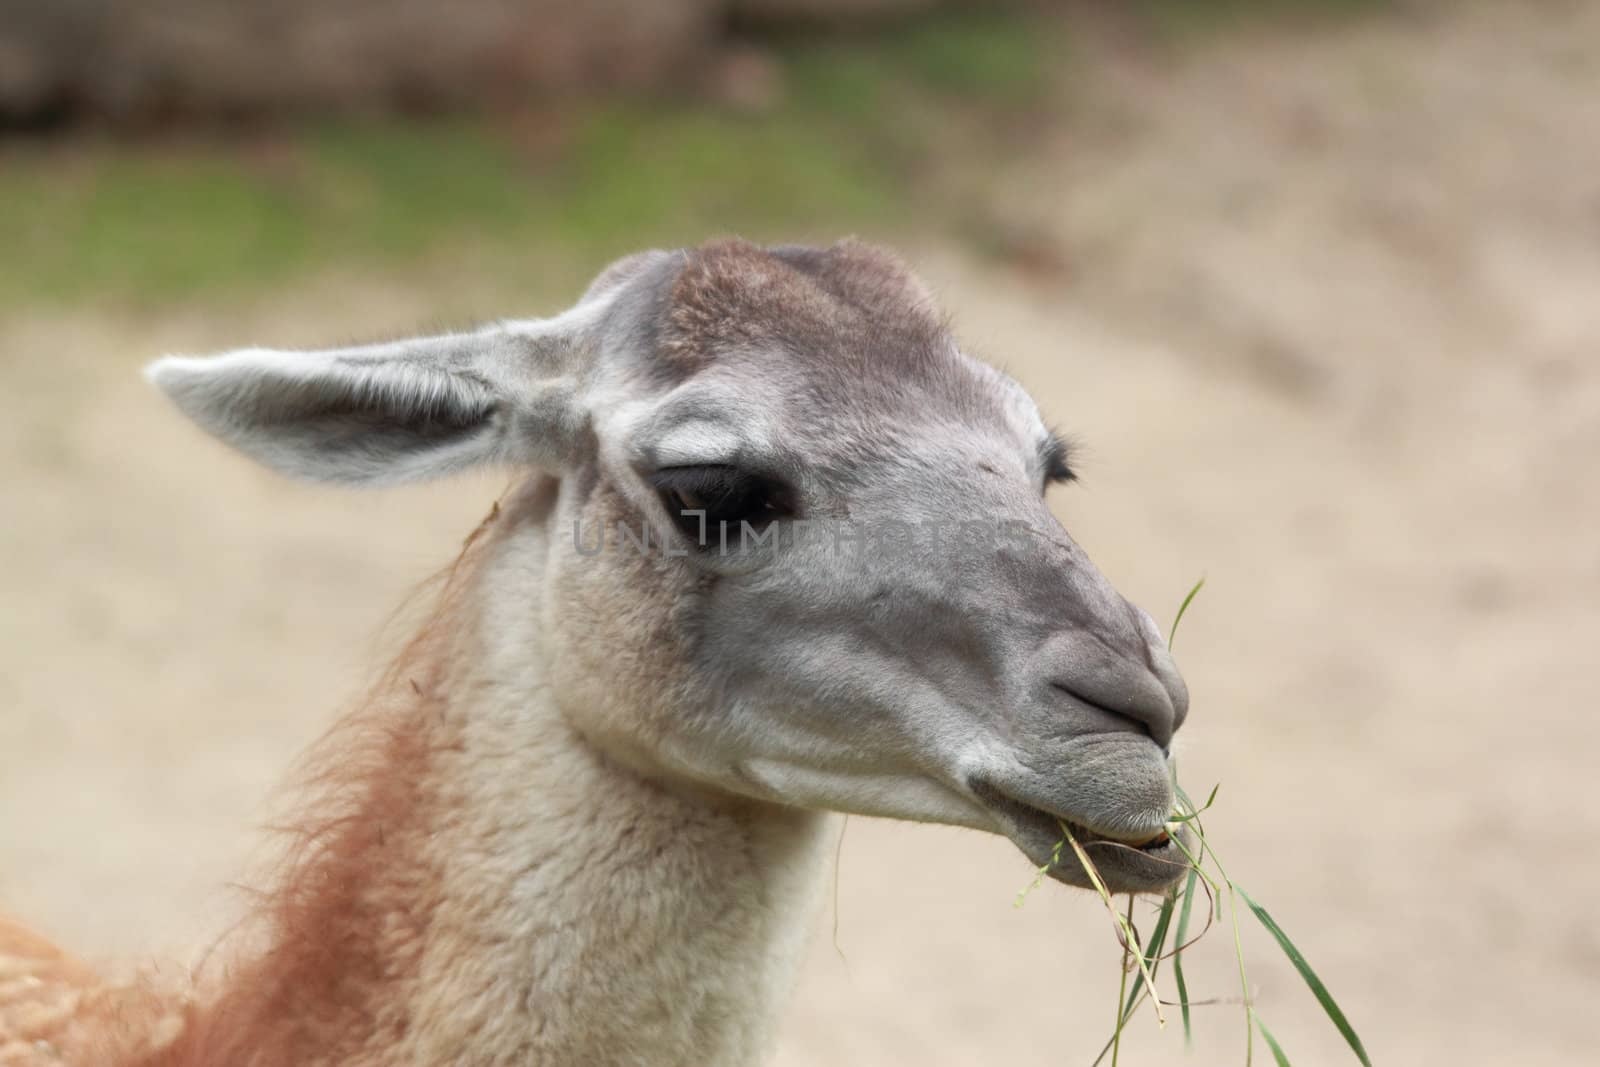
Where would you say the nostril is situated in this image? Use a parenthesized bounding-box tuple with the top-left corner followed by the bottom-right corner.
(1130, 603, 1164, 646)
(1040, 628, 1179, 749)
(1049, 680, 1174, 750)
(1148, 645, 1190, 736)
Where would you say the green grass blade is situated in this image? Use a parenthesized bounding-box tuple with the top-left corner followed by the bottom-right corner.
(1060, 823, 1165, 1026)
(1123, 890, 1177, 1015)
(1168, 576, 1206, 648)
(1238, 888, 1372, 1067)
(1172, 866, 1200, 1044)
(1169, 803, 1253, 1064)
(1092, 992, 1146, 1067)
(1112, 896, 1134, 1067)
(1254, 1013, 1292, 1067)
(1173, 782, 1208, 838)
(1013, 836, 1065, 908)
(1091, 890, 1179, 1066)
(1166, 784, 1219, 823)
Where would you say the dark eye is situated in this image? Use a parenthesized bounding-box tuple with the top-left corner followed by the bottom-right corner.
(1041, 432, 1077, 492)
(648, 465, 797, 547)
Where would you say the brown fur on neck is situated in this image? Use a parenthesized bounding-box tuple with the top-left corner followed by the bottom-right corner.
(125, 504, 505, 1067)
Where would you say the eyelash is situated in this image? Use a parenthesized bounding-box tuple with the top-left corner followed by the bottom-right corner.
(1042, 432, 1076, 489)
(1044, 464, 1075, 492)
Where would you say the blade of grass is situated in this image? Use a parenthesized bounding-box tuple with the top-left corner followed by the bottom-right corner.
(1091, 991, 1148, 1067)
(1091, 886, 1181, 1066)
(1254, 1012, 1292, 1067)
(1238, 888, 1372, 1067)
(1170, 814, 1253, 1065)
(1167, 779, 1219, 1046)
(1013, 835, 1065, 908)
(1165, 783, 1219, 823)
(1060, 822, 1165, 1027)
(1173, 783, 1205, 833)
(1111, 895, 1135, 1066)
(1172, 865, 1200, 1044)
(1168, 576, 1206, 648)
(1123, 890, 1178, 1017)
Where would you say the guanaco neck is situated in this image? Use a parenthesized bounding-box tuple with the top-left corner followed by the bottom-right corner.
(156, 499, 834, 1067)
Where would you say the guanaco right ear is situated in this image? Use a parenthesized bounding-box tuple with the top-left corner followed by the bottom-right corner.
(145, 308, 601, 487)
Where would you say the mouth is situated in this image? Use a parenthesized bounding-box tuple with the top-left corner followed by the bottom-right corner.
(1070, 820, 1171, 851)
(971, 779, 1189, 893)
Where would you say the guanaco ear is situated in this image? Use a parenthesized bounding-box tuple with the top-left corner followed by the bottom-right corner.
(144, 310, 599, 486)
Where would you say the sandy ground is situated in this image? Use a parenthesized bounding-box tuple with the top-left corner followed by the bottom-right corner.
(4, 3, 1599, 1064)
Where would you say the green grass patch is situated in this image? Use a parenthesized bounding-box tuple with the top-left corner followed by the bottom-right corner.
(1132, 0, 1394, 40)
(877, 9, 1050, 105)
(0, 5, 1059, 310)
(777, 5, 1053, 111)
(0, 110, 899, 308)
(0, 122, 535, 307)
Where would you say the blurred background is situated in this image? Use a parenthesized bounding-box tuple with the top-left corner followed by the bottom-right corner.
(2, 0, 1597, 1063)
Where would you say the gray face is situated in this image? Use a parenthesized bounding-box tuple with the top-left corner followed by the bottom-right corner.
(145, 238, 1191, 892)
(561, 242, 1190, 891)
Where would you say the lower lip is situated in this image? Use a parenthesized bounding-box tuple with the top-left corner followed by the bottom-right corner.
(967, 778, 1179, 865)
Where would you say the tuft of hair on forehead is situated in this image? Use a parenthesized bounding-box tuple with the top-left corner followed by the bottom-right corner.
(772, 238, 942, 324)
(661, 237, 948, 373)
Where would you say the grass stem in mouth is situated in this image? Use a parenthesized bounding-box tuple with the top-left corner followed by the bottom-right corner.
(1052, 578, 1372, 1064)
(1059, 819, 1166, 1028)
(1092, 880, 1181, 1066)
(1111, 895, 1134, 1067)
(1172, 785, 1255, 1065)
(1026, 780, 1370, 1065)
(1013, 837, 1064, 909)
(1173, 865, 1199, 1044)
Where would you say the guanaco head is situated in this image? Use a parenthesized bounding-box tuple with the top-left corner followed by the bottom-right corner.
(147, 239, 1190, 891)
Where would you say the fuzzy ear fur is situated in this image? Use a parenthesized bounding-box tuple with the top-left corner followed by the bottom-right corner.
(145, 310, 599, 487)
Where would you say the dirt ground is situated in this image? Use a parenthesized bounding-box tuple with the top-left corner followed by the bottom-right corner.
(3, 3, 1598, 1064)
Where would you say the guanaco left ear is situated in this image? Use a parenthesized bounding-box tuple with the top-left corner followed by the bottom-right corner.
(145, 312, 597, 486)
